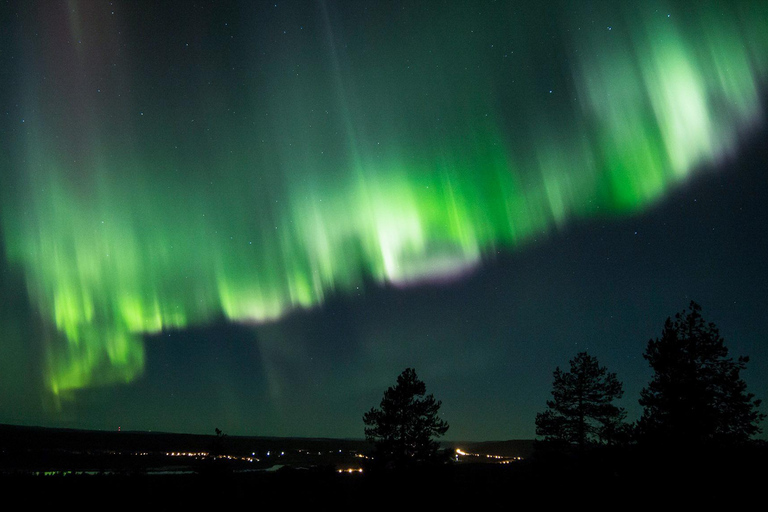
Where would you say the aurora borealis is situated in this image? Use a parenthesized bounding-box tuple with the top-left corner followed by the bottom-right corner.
(1, 0, 767, 439)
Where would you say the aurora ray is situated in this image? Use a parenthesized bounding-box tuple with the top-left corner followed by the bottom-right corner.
(1, 0, 767, 397)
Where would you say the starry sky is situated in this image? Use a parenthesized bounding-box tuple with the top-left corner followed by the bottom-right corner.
(1, 0, 767, 440)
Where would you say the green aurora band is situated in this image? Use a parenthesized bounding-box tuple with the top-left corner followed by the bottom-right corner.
(2, 1, 768, 397)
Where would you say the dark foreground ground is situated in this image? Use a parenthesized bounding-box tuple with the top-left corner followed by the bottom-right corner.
(1, 424, 765, 508)
(4, 447, 766, 509)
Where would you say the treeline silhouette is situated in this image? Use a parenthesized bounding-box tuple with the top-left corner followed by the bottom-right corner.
(534, 301, 764, 450)
(525, 301, 766, 498)
(360, 301, 765, 500)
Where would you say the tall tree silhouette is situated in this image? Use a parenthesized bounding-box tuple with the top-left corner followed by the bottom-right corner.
(638, 301, 764, 445)
(363, 368, 449, 468)
(536, 352, 626, 449)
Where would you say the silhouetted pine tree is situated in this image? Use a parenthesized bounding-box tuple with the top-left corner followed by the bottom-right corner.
(638, 302, 764, 446)
(536, 352, 627, 450)
(363, 368, 449, 468)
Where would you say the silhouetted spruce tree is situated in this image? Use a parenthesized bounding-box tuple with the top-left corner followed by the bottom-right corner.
(363, 368, 449, 468)
(536, 352, 626, 450)
(638, 301, 765, 446)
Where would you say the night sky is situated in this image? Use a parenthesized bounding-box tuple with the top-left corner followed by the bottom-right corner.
(1, 0, 767, 441)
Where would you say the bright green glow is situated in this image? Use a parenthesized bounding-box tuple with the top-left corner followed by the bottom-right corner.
(2, 2, 767, 395)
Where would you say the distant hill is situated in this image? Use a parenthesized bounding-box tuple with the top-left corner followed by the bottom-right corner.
(0, 423, 372, 455)
(0, 424, 534, 456)
(0, 423, 536, 475)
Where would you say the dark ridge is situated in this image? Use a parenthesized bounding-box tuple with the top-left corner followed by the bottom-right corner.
(0, 423, 372, 455)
